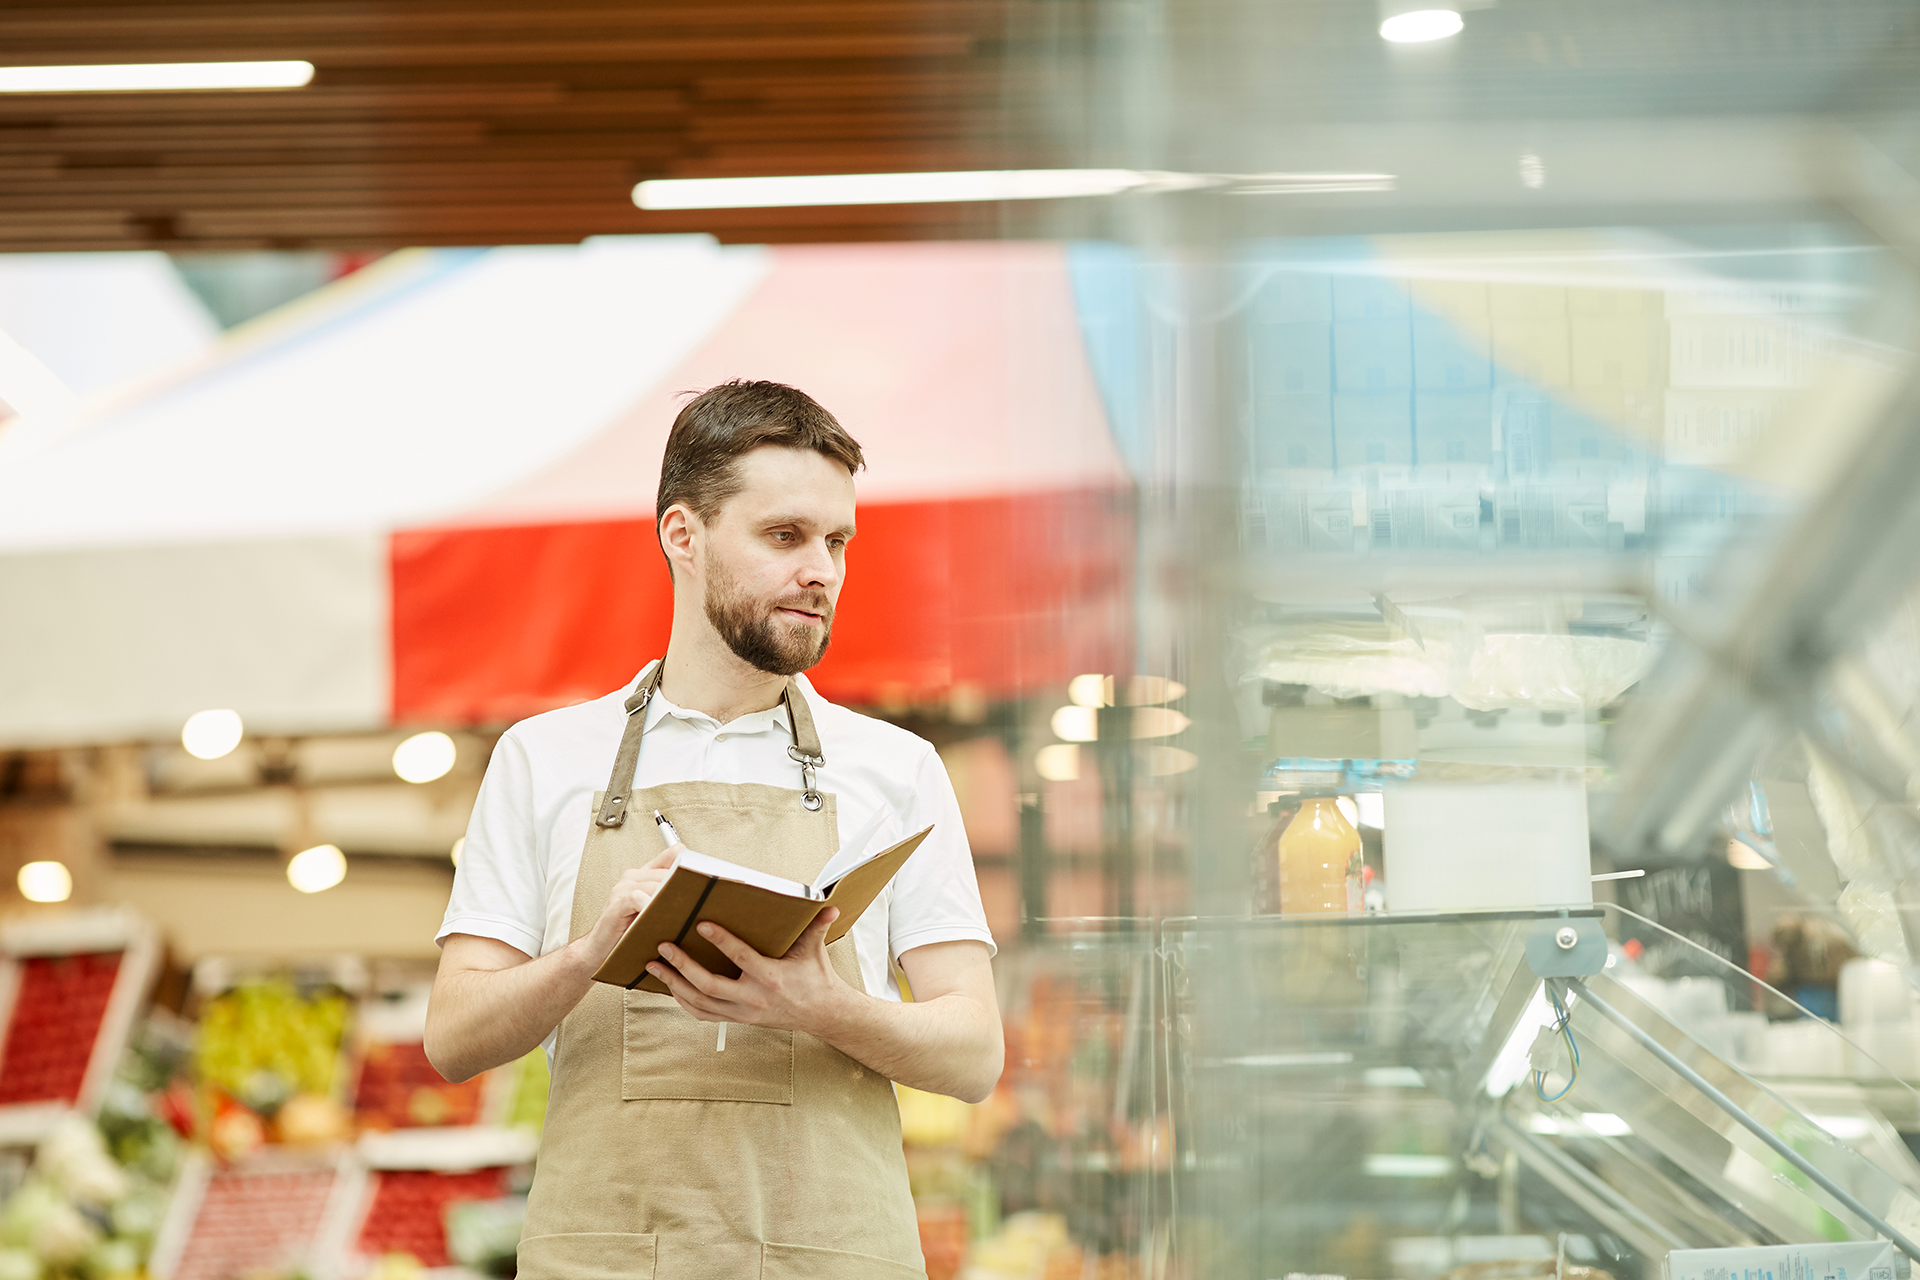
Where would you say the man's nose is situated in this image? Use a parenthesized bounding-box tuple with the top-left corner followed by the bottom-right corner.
(797, 537, 838, 588)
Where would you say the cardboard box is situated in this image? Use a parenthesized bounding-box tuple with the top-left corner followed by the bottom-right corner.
(1410, 278, 1489, 320)
(1251, 321, 1332, 397)
(1252, 270, 1333, 324)
(1571, 313, 1669, 388)
(1252, 392, 1334, 470)
(1413, 314, 1492, 389)
(1334, 392, 1412, 468)
(1414, 390, 1493, 465)
(1568, 286, 1662, 316)
(1334, 318, 1414, 392)
(1490, 282, 1568, 319)
(1664, 388, 1782, 465)
(1332, 275, 1410, 321)
(1669, 314, 1826, 389)
(1492, 313, 1572, 388)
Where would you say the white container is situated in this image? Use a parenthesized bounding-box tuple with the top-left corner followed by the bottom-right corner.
(1762, 1020, 1846, 1077)
(1838, 957, 1918, 1028)
(1382, 783, 1590, 912)
(1847, 1023, 1920, 1079)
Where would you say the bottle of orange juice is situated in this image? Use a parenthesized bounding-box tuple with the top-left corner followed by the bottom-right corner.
(1277, 792, 1361, 915)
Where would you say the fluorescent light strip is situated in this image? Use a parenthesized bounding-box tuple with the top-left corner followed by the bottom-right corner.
(633, 168, 1394, 210)
(0, 61, 314, 93)
(1591, 869, 1646, 882)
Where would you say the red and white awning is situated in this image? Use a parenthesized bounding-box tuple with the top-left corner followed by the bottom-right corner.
(0, 238, 1133, 747)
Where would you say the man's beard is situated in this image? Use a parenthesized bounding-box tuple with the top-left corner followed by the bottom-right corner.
(704, 562, 834, 677)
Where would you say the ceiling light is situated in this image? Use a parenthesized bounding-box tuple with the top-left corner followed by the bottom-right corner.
(1380, 9, 1464, 41)
(1036, 744, 1081, 782)
(17, 861, 71, 904)
(636, 170, 1183, 210)
(287, 844, 346, 894)
(1580, 1112, 1631, 1136)
(392, 731, 456, 784)
(633, 169, 1394, 210)
(0, 61, 315, 93)
(1364, 1153, 1454, 1178)
(181, 709, 244, 760)
(1068, 674, 1112, 708)
(1124, 676, 1187, 706)
(1130, 707, 1191, 739)
(1362, 1067, 1425, 1088)
(1051, 705, 1099, 743)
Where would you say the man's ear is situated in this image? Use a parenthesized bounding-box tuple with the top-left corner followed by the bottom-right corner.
(658, 503, 700, 579)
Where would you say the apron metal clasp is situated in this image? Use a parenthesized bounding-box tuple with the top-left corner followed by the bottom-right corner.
(787, 744, 825, 811)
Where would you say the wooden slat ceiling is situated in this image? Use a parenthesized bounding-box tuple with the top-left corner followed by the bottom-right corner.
(0, 0, 1047, 251)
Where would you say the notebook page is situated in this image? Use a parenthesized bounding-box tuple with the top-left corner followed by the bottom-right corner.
(809, 808, 893, 895)
(671, 849, 813, 899)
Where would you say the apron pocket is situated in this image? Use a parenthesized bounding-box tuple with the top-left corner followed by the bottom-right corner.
(518, 1231, 657, 1279)
(622, 992, 794, 1104)
(762, 1241, 927, 1279)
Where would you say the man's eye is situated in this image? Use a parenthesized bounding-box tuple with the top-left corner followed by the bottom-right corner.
(771, 531, 794, 543)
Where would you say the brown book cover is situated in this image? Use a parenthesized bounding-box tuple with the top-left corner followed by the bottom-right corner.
(592, 825, 933, 993)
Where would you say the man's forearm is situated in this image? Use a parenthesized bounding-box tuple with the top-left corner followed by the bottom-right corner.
(812, 989, 1003, 1103)
(425, 941, 599, 1082)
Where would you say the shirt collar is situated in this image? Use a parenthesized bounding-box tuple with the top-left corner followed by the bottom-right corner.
(629, 668, 794, 739)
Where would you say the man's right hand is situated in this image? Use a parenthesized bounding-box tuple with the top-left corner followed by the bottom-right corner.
(577, 848, 680, 970)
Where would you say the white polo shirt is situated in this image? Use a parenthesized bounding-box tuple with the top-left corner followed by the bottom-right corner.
(439, 668, 996, 1011)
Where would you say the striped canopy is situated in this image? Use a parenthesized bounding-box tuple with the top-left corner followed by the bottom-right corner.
(0, 238, 1135, 746)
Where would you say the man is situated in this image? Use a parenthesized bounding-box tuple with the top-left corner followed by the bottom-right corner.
(426, 380, 1003, 1280)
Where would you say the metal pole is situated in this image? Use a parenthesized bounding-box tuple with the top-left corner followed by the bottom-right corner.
(1566, 978, 1920, 1266)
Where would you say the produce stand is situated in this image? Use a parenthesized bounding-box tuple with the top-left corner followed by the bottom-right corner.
(0, 909, 161, 1146)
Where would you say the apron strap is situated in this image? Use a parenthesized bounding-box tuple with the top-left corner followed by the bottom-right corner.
(596, 662, 830, 827)
(783, 678, 827, 812)
(596, 660, 665, 828)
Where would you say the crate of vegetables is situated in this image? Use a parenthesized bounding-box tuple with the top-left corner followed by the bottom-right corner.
(146, 1146, 369, 1280)
(350, 987, 504, 1132)
(0, 908, 160, 1146)
(350, 1126, 535, 1278)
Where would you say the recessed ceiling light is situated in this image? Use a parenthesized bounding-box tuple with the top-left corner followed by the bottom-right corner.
(0, 61, 315, 93)
(287, 844, 346, 893)
(393, 731, 457, 784)
(181, 709, 244, 760)
(1380, 9, 1465, 41)
(634, 169, 1394, 210)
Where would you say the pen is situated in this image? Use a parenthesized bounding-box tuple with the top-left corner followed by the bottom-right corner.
(653, 809, 683, 849)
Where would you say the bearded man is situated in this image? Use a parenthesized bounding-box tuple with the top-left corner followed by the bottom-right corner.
(426, 380, 1002, 1280)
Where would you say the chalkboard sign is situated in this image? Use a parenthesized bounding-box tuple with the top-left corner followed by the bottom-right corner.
(1613, 856, 1748, 1004)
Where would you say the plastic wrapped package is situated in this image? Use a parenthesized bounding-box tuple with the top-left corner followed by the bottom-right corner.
(1452, 633, 1654, 712)
(1237, 613, 1650, 712)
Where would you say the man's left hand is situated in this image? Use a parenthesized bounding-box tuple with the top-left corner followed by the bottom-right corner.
(646, 908, 849, 1035)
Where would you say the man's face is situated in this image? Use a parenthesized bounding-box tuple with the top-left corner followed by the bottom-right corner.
(698, 446, 856, 676)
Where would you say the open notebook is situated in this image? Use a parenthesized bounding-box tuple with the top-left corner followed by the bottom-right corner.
(591, 812, 933, 993)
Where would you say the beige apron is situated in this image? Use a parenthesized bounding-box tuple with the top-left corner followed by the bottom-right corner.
(518, 662, 926, 1280)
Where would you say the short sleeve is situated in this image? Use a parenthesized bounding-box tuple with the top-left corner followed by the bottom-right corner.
(437, 731, 548, 957)
(887, 744, 997, 961)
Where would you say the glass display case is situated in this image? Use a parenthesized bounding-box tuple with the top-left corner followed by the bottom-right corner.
(1165, 906, 1920, 1280)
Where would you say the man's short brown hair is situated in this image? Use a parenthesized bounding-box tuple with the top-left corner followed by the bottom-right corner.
(656, 380, 864, 566)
